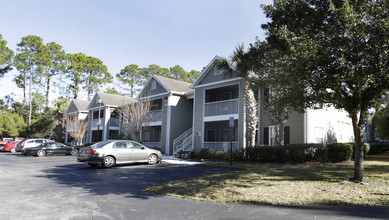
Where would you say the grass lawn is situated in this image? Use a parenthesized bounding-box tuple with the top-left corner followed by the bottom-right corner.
(146, 153, 389, 206)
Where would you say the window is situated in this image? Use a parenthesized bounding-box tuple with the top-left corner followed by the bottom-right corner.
(284, 126, 290, 145)
(150, 99, 162, 111)
(264, 127, 269, 145)
(93, 110, 104, 119)
(314, 127, 324, 143)
(151, 80, 156, 90)
(214, 66, 222, 76)
(114, 142, 129, 149)
(35, 140, 43, 144)
(130, 142, 144, 149)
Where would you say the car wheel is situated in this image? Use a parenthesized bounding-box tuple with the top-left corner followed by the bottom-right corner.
(88, 163, 98, 168)
(10, 148, 16, 153)
(70, 149, 79, 156)
(147, 154, 158, 165)
(103, 156, 115, 168)
(37, 150, 46, 157)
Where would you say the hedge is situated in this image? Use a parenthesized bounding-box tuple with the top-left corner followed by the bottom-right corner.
(326, 143, 353, 163)
(369, 143, 389, 155)
(248, 144, 326, 163)
(197, 148, 245, 161)
(197, 142, 388, 163)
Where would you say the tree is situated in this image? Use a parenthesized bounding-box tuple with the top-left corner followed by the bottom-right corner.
(118, 99, 151, 142)
(143, 64, 170, 78)
(217, 44, 258, 157)
(376, 106, 389, 140)
(52, 97, 70, 142)
(0, 113, 26, 138)
(83, 56, 112, 101)
(39, 42, 66, 107)
(116, 64, 145, 97)
(66, 53, 87, 99)
(66, 115, 88, 145)
(105, 87, 119, 95)
(246, 0, 388, 182)
(14, 35, 46, 131)
(0, 34, 13, 77)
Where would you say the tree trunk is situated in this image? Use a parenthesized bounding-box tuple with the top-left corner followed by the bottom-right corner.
(45, 71, 51, 107)
(28, 65, 33, 132)
(350, 110, 367, 183)
(244, 81, 257, 159)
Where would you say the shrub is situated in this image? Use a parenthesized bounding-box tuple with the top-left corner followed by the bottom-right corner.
(198, 148, 216, 159)
(285, 144, 326, 163)
(248, 144, 326, 163)
(198, 148, 245, 160)
(249, 146, 275, 162)
(326, 143, 353, 163)
(213, 150, 227, 160)
(369, 143, 389, 155)
(232, 149, 245, 161)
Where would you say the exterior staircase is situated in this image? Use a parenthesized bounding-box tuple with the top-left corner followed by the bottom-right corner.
(173, 127, 193, 156)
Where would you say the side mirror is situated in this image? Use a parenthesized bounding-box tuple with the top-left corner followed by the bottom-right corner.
(141, 146, 145, 150)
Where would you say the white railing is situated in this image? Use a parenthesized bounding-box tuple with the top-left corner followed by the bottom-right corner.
(142, 142, 161, 150)
(173, 127, 193, 155)
(92, 119, 102, 128)
(204, 99, 238, 117)
(203, 142, 239, 151)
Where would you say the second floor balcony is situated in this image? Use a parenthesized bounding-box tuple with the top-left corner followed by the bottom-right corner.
(145, 109, 163, 123)
(204, 98, 238, 117)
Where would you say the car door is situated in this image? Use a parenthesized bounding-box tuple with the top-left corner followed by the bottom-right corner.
(128, 142, 149, 161)
(112, 141, 130, 162)
(50, 143, 64, 154)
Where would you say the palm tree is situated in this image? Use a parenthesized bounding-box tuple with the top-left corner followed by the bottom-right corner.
(217, 44, 258, 157)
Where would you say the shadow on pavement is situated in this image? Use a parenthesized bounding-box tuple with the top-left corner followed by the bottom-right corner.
(37, 163, 237, 200)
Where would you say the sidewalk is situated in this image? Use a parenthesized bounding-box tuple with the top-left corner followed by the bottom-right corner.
(162, 155, 203, 165)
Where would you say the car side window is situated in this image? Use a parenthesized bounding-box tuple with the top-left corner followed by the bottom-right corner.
(36, 140, 43, 144)
(114, 142, 129, 149)
(129, 142, 144, 149)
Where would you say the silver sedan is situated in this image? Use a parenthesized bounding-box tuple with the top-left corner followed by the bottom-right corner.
(77, 140, 162, 168)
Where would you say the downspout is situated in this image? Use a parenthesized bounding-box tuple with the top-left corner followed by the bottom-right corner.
(165, 93, 172, 155)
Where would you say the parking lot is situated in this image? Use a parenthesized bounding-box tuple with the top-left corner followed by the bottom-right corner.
(1, 153, 388, 220)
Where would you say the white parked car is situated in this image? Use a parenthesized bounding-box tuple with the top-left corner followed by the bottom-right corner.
(16, 139, 54, 154)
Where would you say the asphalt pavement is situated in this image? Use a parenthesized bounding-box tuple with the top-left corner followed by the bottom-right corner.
(0, 152, 388, 220)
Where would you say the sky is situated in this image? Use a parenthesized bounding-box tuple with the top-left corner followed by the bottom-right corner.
(0, 0, 272, 102)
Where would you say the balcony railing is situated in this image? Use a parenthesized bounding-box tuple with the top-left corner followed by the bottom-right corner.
(109, 118, 119, 127)
(91, 119, 102, 128)
(203, 142, 239, 151)
(145, 110, 163, 122)
(204, 99, 238, 117)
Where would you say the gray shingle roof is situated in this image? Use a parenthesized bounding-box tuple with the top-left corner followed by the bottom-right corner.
(97, 92, 136, 106)
(72, 99, 89, 111)
(154, 75, 193, 94)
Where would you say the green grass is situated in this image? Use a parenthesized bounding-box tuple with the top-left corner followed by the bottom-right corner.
(146, 153, 389, 206)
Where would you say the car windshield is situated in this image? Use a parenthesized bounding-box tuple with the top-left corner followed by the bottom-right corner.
(92, 141, 114, 149)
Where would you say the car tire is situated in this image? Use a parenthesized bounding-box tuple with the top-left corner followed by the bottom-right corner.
(10, 148, 16, 153)
(70, 149, 79, 156)
(37, 150, 46, 157)
(88, 163, 98, 168)
(103, 156, 115, 168)
(147, 154, 158, 165)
